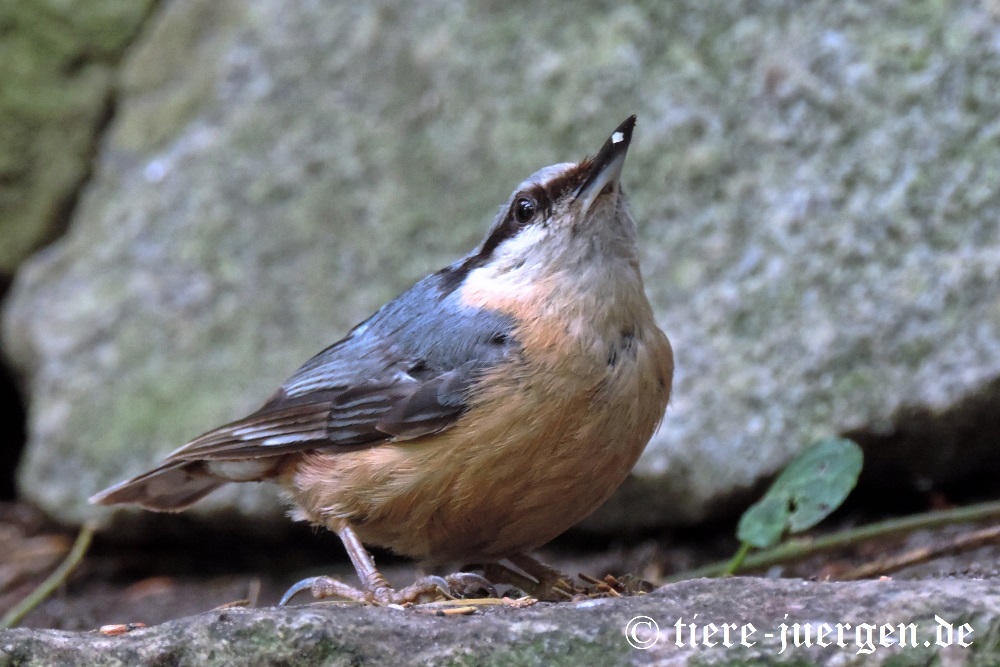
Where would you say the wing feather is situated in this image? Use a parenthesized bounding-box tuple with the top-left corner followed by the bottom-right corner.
(92, 273, 519, 510)
(152, 273, 518, 463)
(161, 368, 480, 462)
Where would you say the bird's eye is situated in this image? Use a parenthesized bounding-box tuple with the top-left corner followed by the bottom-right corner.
(513, 197, 537, 224)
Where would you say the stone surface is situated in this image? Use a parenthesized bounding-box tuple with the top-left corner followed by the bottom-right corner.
(2, 577, 998, 666)
(0, 0, 155, 276)
(4, 0, 1000, 531)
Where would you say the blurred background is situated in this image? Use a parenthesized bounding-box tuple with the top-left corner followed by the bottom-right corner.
(2, 0, 1000, 628)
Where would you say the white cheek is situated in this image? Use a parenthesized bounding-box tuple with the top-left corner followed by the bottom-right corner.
(499, 225, 547, 258)
(460, 227, 550, 301)
(488, 225, 551, 282)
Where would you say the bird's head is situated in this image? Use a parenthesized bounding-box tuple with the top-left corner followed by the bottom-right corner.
(469, 115, 641, 284)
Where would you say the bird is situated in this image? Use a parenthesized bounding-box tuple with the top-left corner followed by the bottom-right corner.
(91, 115, 674, 605)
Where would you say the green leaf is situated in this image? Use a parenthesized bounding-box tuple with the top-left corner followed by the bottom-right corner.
(737, 438, 863, 549)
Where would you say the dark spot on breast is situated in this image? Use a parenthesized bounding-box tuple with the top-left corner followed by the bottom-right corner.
(621, 325, 636, 345)
(608, 326, 638, 367)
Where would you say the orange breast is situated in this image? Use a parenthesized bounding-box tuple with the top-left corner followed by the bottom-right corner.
(286, 303, 673, 563)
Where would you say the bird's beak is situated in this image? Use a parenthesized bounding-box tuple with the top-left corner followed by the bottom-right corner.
(574, 115, 636, 214)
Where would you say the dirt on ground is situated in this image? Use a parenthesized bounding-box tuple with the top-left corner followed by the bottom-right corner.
(3, 497, 1000, 632)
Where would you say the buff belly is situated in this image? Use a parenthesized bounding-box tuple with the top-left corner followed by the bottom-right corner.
(285, 325, 672, 564)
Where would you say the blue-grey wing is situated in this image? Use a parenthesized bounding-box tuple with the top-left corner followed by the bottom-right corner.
(162, 270, 517, 462)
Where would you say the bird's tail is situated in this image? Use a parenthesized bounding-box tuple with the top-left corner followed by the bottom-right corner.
(89, 461, 226, 512)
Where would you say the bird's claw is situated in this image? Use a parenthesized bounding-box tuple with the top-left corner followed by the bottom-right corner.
(278, 571, 497, 607)
(279, 576, 322, 606)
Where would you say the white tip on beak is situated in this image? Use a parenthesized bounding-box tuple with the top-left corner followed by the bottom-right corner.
(575, 115, 635, 214)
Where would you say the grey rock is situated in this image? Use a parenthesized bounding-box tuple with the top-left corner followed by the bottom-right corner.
(0, 0, 155, 276)
(2, 578, 998, 666)
(4, 0, 1000, 531)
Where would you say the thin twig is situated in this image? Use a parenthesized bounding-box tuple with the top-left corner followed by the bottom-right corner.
(838, 523, 1000, 580)
(0, 522, 96, 629)
(664, 498, 1000, 582)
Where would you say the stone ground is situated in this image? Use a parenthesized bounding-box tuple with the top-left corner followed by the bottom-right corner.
(0, 500, 724, 631)
(3, 494, 1000, 632)
(3, 573, 999, 666)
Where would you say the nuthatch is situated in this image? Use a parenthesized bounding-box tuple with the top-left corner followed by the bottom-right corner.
(91, 116, 673, 604)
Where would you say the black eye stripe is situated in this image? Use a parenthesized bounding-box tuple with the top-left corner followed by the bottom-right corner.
(434, 166, 591, 295)
(442, 186, 555, 286)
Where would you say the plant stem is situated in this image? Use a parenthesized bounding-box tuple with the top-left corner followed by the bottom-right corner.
(722, 542, 752, 576)
(0, 522, 96, 629)
(665, 498, 1000, 582)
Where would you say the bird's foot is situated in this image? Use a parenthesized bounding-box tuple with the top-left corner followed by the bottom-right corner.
(279, 571, 496, 606)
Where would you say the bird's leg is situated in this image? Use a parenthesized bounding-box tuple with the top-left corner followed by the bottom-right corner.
(483, 553, 580, 600)
(336, 523, 398, 601)
(279, 525, 495, 606)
